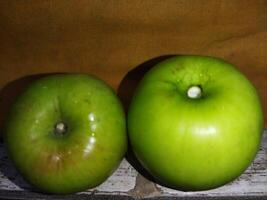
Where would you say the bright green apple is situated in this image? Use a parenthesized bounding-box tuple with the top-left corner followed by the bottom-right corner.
(5, 74, 127, 194)
(128, 55, 263, 191)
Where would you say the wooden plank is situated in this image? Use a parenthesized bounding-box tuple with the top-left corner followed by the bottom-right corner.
(0, 131, 266, 199)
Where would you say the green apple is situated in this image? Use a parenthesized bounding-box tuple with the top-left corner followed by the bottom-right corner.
(128, 55, 263, 191)
(5, 74, 127, 194)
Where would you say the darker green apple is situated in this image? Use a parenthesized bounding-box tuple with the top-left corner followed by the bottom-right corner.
(128, 55, 263, 191)
(5, 74, 127, 194)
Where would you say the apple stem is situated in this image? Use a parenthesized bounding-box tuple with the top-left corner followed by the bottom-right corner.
(55, 122, 67, 136)
(187, 85, 202, 99)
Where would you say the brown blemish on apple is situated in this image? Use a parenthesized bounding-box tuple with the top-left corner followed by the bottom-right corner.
(35, 149, 76, 174)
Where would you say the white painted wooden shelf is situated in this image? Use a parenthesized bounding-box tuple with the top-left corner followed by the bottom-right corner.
(0, 131, 266, 200)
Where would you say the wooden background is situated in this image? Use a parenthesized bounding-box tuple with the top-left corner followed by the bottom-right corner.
(0, 0, 267, 133)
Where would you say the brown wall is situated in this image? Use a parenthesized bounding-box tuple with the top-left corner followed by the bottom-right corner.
(0, 1, 267, 131)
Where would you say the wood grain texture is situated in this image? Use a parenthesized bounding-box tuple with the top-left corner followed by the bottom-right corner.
(0, 131, 266, 199)
(0, 1, 267, 129)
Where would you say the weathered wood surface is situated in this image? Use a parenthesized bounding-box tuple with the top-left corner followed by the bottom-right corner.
(0, 131, 266, 199)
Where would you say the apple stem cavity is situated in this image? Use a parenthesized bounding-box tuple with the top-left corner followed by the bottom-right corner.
(55, 122, 67, 136)
(187, 85, 202, 99)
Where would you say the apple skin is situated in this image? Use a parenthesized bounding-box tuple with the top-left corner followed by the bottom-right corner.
(5, 74, 127, 194)
(128, 56, 263, 191)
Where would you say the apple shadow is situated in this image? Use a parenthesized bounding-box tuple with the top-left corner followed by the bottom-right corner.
(117, 55, 176, 186)
(0, 73, 61, 138)
(118, 55, 176, 111)
(0, 73, 62, 192)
